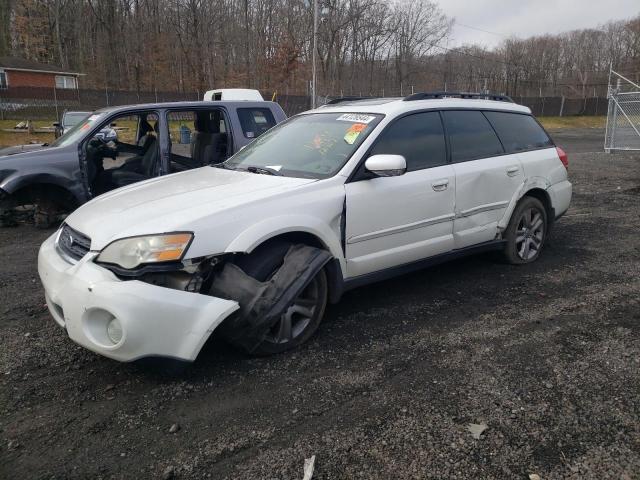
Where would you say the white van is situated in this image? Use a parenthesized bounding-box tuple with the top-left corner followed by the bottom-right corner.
(203, 89, 264, 102)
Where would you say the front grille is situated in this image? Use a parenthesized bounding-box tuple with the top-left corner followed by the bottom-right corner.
(57, 224, 91, 261)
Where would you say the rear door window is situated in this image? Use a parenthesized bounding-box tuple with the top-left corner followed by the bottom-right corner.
(167, 109, 230, 172)
(483, 111, 553, 153)
(442, 110, 504, 162)
(237, 108, 276, 138)
(369, 111, 447, 171)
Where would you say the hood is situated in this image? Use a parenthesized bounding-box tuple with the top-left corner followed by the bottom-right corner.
(0, 143, 50, 156)
(66, 167, 316, 249)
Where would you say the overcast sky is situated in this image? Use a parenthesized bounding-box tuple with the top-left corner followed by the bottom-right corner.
(434, 0, 639, 49)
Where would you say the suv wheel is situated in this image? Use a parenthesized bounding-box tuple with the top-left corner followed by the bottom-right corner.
(503, 196, 548, 264)
(232, 240, 328, 355)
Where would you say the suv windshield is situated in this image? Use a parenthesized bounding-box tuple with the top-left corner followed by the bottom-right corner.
(223, 112, 383, 179)
(50, 112, 105, 148)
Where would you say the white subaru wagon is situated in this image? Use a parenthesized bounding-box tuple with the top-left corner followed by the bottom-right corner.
(38, 93, 572, 363)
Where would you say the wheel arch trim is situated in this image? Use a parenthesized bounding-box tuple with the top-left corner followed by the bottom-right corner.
(498, 177, 553, 230)
(224, 214, 346, 274)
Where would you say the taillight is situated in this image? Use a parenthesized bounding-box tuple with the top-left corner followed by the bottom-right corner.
(556, 147, 568, 170)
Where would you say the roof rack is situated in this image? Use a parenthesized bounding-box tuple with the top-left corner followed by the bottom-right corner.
(403, 91, 514, 103)
(325, 96, 379, 105)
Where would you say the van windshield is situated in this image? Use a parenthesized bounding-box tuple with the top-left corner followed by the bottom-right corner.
(50, 112, 105, 148)
(222, 112, 383, 179)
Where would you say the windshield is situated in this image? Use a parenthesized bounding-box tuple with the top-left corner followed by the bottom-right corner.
(50, 112, 105, 148)
(63, 112, 90, 127)
(223, 112, 383, 178)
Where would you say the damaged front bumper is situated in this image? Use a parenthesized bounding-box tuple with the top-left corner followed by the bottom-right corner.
(37, 233, 239, 362)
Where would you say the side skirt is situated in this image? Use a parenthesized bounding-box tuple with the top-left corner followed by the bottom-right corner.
(342, 240, 507, 293)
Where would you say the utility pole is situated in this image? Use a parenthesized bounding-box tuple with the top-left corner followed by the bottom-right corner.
(311, 0, 318, 109)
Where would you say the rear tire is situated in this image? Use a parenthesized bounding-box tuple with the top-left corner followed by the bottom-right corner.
(502, 196, 548, 265)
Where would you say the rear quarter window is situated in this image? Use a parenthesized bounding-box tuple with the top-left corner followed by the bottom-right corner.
(442, 110, 504, 162)
(483, 111, 553, 153)
(237, 108, 277, 139)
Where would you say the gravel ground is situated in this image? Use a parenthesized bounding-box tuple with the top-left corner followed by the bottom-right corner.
(1, 129, 639, 479)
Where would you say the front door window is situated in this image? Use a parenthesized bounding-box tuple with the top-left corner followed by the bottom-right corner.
(84, 112, 159, 196)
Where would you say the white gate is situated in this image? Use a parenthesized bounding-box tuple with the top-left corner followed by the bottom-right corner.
(605, 70, 640, 152)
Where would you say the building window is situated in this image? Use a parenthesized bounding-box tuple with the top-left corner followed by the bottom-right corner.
(0, 70, 7, 89)
(55, 75, 77, 89)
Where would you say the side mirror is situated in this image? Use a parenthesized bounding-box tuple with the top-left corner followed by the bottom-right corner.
(364, 154, 406, 177)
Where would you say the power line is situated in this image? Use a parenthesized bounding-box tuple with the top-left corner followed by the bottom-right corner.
(454, 22, 509, 38)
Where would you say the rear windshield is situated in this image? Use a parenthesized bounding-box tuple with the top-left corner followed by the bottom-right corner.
(483, 111, 553, 153)
(223, 112, 383, 179)
(237, 108, 277, 138)
(63, 112, 90, 127)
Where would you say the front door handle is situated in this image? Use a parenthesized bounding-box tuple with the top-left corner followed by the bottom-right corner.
(506, 166, 520, 177)
(432, 179, 449, 191)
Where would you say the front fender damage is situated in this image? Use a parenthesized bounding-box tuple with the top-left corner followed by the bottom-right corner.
(210, 244, 331, 353)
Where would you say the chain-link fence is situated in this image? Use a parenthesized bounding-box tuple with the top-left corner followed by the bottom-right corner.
(0, 86, 311, 120)
(605, 71, 640, 152)
(318, 93, 608, 117)
(0, 85, 610, 122)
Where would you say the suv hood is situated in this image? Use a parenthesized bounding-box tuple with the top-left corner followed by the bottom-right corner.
(66, 167, 317, 249)
(0, 143, 51, 158)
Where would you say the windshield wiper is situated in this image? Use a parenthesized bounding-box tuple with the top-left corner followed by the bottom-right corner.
(245, 165, 282, 176)
(213, 162, 236, 170)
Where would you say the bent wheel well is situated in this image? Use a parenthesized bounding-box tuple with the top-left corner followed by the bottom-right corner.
(522, 188, 553, 224)
(242, 232, 344, 304)
(11, 183, 77, 211)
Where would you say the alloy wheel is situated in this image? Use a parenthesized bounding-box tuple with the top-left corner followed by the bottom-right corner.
(515, 207, 545, 261)
(264, 275, 321, 345)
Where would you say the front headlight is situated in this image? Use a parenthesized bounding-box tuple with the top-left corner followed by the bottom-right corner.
(96, 233, 193, 270)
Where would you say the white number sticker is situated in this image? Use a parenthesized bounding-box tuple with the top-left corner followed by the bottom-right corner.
(336, 113, 376, 124)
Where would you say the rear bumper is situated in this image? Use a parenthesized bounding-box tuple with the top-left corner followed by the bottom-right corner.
(548, 180, 572, 219)
(37, 233, 239, 362)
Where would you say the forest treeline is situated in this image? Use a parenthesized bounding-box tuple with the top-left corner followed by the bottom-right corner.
(1, 0, 639, 97)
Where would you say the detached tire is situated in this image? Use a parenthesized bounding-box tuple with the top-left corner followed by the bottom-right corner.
(232, 240, 329, 355)
(503, 196, 548, 265)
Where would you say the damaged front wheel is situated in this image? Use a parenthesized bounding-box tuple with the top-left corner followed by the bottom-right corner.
(212, 240, 330, 355)
(256, 269, 327, 355)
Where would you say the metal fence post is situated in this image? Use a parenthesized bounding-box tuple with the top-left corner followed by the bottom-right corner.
(53, 86, 59, 120)
(610, 78, 621, 150)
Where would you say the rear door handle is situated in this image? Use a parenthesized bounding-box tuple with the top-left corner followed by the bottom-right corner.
(432, 179, 449, 191)
(506, 166, 520, 176)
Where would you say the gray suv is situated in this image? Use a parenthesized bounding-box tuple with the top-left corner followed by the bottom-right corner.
(0, 101, 286, 226)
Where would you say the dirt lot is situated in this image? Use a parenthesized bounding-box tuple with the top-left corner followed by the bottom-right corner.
(1, 128, 639, 479)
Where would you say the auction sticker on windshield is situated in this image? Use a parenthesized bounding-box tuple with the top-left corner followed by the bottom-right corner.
(336, 113, 377, 124)
(343, 123, 367, 144)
